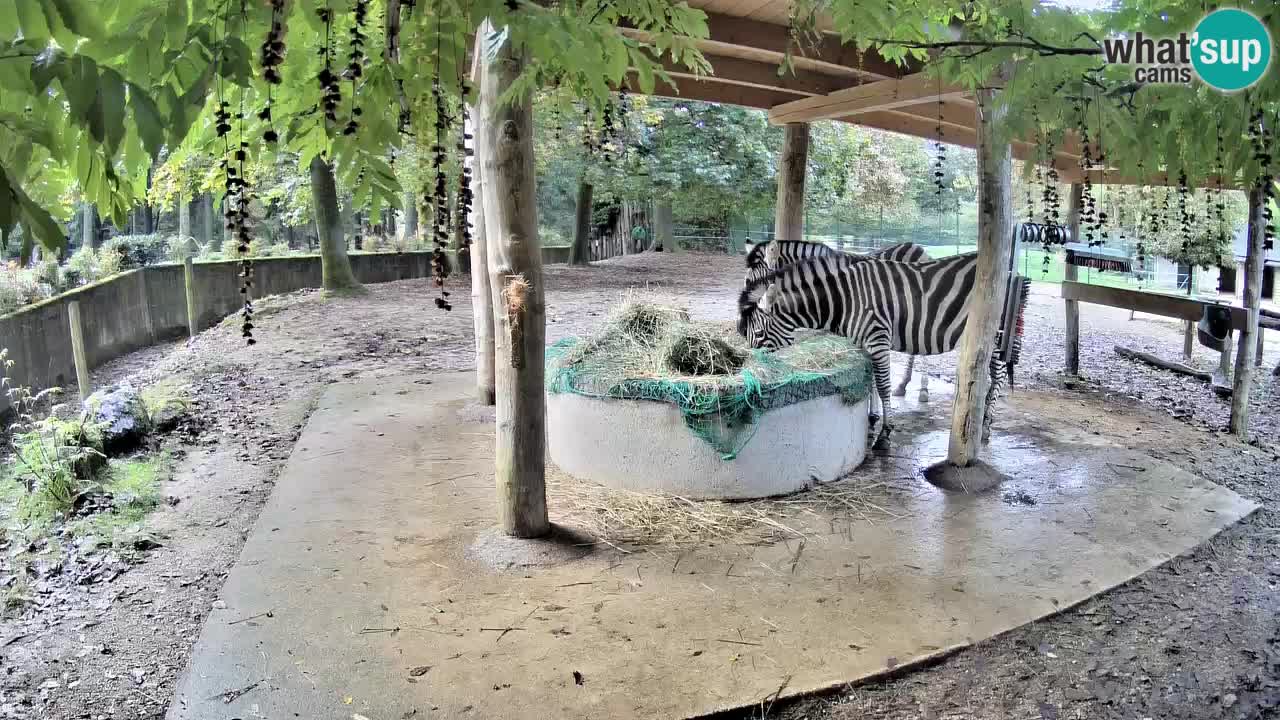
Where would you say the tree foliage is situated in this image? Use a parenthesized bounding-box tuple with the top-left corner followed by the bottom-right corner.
(2, 0, 712, 259)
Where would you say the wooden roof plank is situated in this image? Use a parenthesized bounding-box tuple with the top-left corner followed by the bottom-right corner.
(769, 74, 970, 125)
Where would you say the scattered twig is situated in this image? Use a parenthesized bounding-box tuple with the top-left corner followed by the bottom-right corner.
(716, 638, 763, 647)
(210, 679, 263, 704)
(227, 610, 274, 626)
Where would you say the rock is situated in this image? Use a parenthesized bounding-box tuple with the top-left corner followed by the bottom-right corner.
(85, 385, 152, 456)
(1222, 693, 1238, 708)
(211, 600, 227, 610)
(130, 668, 146, 685)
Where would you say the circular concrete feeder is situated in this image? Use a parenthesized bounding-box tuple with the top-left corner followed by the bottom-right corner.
(547, 392, 870, 500)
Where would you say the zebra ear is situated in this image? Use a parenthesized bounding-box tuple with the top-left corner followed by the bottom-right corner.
(760, 282, 779, 311)
(764, 240, 781, 268)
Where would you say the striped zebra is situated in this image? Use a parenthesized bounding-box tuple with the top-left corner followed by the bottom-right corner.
(743, 240, 936, 401)
(737, 251, 1010, 448)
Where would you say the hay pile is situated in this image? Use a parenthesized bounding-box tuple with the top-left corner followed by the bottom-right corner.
(549, 296, 869, 395)
(546, 296, 874, 459)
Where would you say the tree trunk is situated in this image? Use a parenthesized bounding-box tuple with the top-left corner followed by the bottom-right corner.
(1230, 182, 1266, 438)
(310, 155, 362, 292)
(570, 179, 593, 265)
(178, 193, 191, 241)
(619, 200, 634, 254)
(947, 81, 1015, 467)
(477, 20, 548, 538)
(81, 204, 100, 250)
(471, 128, 496, 406)
(401, 190, 419, 247)
(774, 122, 809, 242)
(653, 200, 672, 251)
(1063, 183, 1083, 375)
(197, 194, 217, 251)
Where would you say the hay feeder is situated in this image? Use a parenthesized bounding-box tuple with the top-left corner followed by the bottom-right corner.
(545, 302, 874, 500)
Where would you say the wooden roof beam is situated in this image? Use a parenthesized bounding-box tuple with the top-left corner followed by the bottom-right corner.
(620, 11, 910, 82)
(660, 54, 851, 97)
(769, 73, 970, 125)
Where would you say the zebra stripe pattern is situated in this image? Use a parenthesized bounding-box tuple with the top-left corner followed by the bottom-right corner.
(738, 252, 1009, 445)
(743, 240, 930, 288)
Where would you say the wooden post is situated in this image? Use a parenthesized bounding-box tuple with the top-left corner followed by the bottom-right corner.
(468, 53, 495, 406)
(67, 301, 91, 400)
(1255, 329, 1264, 367)
(570, 179, 592, 265)
(947, 81, 1015, 467)
(1230, 181, 1266, 438)
(477, 20, 549, 538)
(1212, 331, 1233, 395)
(1182, 267, 1196, 360)
(653, 200, 673, 251)
(1063, 183, 1084, 376)
(183, 256, 198, 338)
(774, 123, 809, 241)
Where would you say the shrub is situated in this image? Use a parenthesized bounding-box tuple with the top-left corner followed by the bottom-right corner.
(101, 234, 169, 269)
(2, 352, 107, 523)
(66, 246, 103, 286)
(0, 264, 54, 316)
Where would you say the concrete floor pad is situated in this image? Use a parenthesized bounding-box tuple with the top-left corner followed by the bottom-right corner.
(167, 373, 1257, 720)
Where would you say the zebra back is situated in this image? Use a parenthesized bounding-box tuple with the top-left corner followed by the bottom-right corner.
(742, 252, 980, 355)
(743, 241, 931, 288)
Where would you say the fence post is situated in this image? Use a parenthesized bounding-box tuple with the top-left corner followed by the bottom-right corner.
(67, 300, 91, 400)
(183, 256, 198, 338)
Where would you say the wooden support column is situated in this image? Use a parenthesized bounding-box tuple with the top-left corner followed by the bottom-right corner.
(774, 123, 809, 241)
(1063, 183, 1083, 376)
(67, 301, 91, 400)
(477, 20, 549, 538)
(947, 81, 1015, 467)
(1182, 267, 1196, 360)
(653, 200, 672, 251)
(1230, 181, 1266, 438)
(183, 256, 198, 338)
(467, 90, 496, 405)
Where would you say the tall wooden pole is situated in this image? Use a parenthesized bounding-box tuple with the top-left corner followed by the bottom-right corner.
(774, 123, 809, 241)
(1230, 181, 1266, 438)
(477, 21, 549, 538)
(467, 87, 496, 405)
(1182, 267, 1196, 360)
(948, 81, 1015, 467)
(1063, 183, 1083, 376)
(67, 301, 92, 400)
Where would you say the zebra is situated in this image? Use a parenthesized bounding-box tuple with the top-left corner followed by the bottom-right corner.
(738, 251, 1011, 449)
(743, 240, 935, 401)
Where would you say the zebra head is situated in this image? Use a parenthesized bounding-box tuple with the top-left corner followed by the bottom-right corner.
(743, 241, 770, 288)
(737, 276, 791, 349)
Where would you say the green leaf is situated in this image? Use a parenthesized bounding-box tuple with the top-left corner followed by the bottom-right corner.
(48, 0, 105, 39)
(63, 55, 99, 121)
(0, 167, 15, 235)
(15, 0, 52, 44)
(217, 37, 252, 85)
(16, 183, 67, 260)
(30, 46, 64, 92)
(165, 0, 188, 47)
(88, 68, 127, 153)
(128, 82, 165, 158)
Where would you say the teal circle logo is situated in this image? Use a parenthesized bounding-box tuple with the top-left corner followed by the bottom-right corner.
(1192, 9, 1272, 92)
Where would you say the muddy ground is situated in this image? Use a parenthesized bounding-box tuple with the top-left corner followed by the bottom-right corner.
(2, 251, 1278, 719)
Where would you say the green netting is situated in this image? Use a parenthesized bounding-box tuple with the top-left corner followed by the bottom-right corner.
(546, 301, 874, 460)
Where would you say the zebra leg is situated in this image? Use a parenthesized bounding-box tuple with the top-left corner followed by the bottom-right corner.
(916, 355, 930, 404)
(982, 355, 1007, 444)
(866, 335, 894, 451)
(892, 354, 914, 397)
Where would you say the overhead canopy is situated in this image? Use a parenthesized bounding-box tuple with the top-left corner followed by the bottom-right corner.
(622, 0, 1105, 185)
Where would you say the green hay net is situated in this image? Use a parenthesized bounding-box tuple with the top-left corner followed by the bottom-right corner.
(546, 301, 874, 460)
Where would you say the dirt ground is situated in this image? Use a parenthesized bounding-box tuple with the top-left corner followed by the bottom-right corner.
(2, 251, 1278, 719)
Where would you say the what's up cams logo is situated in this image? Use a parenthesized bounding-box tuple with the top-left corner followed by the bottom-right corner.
(1101, 8, 1272, 92)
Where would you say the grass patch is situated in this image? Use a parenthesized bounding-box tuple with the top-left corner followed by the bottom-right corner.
(140, 378, 192, 424)
(70, 453, 171, 543)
